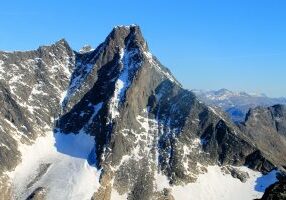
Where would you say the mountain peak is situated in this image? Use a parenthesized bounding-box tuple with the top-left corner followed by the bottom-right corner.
(105, 24, 148, 52)
(54, 38, 71, 49)
(113, 24, 139, 30)
(36, 38, 72, 54)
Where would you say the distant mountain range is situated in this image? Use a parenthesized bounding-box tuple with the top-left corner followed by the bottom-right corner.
(193, 89, 286, 122)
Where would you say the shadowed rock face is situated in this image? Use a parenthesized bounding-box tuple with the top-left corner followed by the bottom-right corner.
(26, 187, 46, 200)
(0, 25, 284, 199)
(258, 176, 286, 200)
(239, 104, 286, 166)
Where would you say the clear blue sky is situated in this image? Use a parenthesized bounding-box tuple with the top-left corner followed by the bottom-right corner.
(1, 1, 285, 97)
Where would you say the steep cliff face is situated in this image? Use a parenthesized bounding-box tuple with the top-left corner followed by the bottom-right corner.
(0, 25, 283, 200)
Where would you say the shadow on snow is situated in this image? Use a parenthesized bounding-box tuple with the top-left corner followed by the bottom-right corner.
(53, 130, 97, 166)
(254, 170, 278, 192)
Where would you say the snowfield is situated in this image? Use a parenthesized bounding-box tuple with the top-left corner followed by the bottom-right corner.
(170, 166, 278, 200)
(6, 129, 278, 200)
(8, 131, 100, 200)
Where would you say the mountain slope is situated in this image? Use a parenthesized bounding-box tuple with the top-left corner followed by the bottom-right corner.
(0, 40, 75, 199)
(239, 104, 286, 166)
(0, 25, 283, 200)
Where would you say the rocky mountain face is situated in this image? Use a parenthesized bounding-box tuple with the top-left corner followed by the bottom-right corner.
(239, 104, 286, 166)
(0, 40, 74, 198)
(193, 89, 286, 122)
(0, 25, 284, 200)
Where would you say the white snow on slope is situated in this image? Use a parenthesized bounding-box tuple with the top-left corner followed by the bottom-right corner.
(109, 48, 142, 119)
(169, 166, 278, 200)
(0, 60, 4, 79)
(155, 172, 170, 191)
(110, 188, 128, 200)
(9, 131, 100, 200)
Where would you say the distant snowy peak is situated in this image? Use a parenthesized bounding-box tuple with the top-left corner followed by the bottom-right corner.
(79, 45, 94, 53)
(193, 88, 267, 101)
(193, 89, 286, 122)
(193, 88, 286, 106)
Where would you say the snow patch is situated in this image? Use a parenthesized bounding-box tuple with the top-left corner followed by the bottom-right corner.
(169, 166, 278, 200)
(110, 188, 128, 200)
(9, 131, 101, 200)
(155, 172, 170, 191)
(0, 60, 4, 74)
(85, 102, 103, 127)
(109, 48, 142, 119)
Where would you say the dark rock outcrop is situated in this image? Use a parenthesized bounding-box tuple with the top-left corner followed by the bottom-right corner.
(259, 178, 286, 200)
(26, 187, 46, 200)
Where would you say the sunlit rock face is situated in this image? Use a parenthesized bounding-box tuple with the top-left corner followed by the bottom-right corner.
(239, 104, 286, 166)
(0, 25, 284, 200)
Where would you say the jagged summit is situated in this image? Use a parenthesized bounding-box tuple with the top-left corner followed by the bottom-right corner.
(111, 24, 142, 39)
(55, 38, 70, 46)
(104, 24, 148, 53)
(60, 24, 180, 113)
(35, 38, 71, 52)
